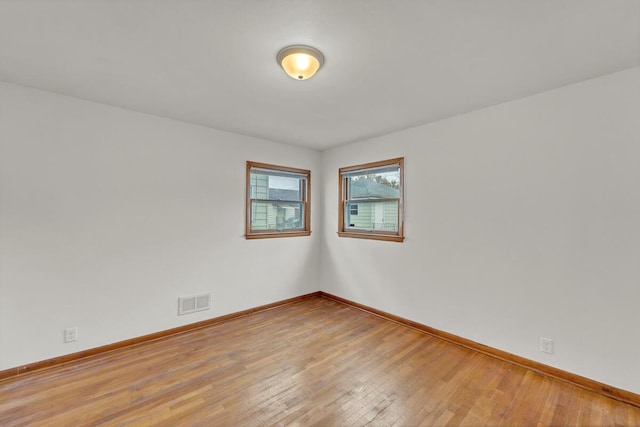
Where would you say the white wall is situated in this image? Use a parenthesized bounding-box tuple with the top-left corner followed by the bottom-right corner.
(0, 82, 320, 369)
(320, 67, 640, 394)
(2, 67, 639, 395)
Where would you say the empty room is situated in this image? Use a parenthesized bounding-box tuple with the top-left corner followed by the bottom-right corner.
(1, 1, 639, 425)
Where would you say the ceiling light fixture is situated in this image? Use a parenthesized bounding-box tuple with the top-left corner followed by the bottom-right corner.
(277, 45, 324, 80)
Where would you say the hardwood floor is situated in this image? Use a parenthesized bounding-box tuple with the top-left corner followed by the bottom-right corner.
(1, 297, 639, 426)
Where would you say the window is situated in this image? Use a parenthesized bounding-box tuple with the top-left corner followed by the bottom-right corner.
(338, 158, 404, 242)
(246, 161, 311, 239)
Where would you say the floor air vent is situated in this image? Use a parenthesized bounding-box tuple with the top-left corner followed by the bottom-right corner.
(178, 293, 211, 315)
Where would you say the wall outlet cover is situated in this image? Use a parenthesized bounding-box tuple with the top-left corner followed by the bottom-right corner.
(540, 337, 553, 354)
(64, 327, 78, 343)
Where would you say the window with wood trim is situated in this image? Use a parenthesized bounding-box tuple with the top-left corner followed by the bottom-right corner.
(338, 158, 404, 242)
(246, 161, 311, 239)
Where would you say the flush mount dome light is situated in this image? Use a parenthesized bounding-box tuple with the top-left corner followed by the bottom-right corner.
(277, 45, 324, 80)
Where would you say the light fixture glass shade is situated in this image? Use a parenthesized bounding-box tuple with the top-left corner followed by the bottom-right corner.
(277, 45, 324, 80)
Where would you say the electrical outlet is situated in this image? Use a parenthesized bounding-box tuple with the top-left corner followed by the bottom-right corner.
(540, 337, 553, 354)
(64, 327, 78, 343)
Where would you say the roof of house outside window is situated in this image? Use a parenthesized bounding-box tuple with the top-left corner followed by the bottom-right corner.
(350, 179, 399, 199)
(266, 188, 300, 201)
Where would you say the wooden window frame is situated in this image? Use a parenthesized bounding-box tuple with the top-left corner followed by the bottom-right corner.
(246, 161, 311, 239)
(338, 157, 404, 242)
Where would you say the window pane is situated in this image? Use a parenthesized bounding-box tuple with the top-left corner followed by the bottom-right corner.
(251, 201, 304, 231)
(345, 200, 398, 232)
(246, 161, 311, 239)
(338, 158, 403, 242)
(347, 170, 400, 200)
(250, 172, 303, 201)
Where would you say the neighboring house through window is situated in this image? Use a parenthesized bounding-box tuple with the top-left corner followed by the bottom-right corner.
(338, 158, 404, 242)
(246, 161, 311, 239)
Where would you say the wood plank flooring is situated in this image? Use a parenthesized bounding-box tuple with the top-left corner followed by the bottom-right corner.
(1, 296, 639, 426)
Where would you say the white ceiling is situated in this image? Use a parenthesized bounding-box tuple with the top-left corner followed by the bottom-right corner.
(0, 1, 638, 151)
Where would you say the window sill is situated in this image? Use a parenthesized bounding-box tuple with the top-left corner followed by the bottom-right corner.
(246, 231, 311, 240)
(337, 231, 404, 243)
